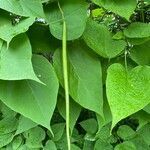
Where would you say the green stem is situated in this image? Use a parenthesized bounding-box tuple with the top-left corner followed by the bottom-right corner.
(141, 0, 145, 22)
(124, 39, 130, 71)
(125, 49, 128, 71)
(58, 2, 71, 150)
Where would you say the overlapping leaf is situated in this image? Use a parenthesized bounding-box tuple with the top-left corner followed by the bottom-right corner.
(12, 136, 23, 150)
(44, 0, 88, 40)
(0, 117, 18, 135)
(130, 40, 150, 65)
(15, 116, 37, 135)
(94, 139, 113, 150)
(131, 110, 150, 130)
(0, 55, 59, 131)
(0, 133, 14, 148)
(51, 123, 66, 142)
(0, 34, 41, 82)
(114, 141, 136, 150)
(44, 140, 57, 150)
(93, 0, 137, 20)
(0, 11, 34, 44)
(57, 97, 81, 133)
(83, 19, 126, 58)
(124, 22, 150, 38)
(0, 0, 45, 17)
(23, 126, 45, 149)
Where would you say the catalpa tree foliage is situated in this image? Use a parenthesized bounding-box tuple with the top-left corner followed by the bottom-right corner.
(0, 0, 149, 149)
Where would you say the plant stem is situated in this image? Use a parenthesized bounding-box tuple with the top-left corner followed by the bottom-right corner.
(125, 49, 128, 71)
(141, 0, 145, 22)
(58, 2, 71, 150)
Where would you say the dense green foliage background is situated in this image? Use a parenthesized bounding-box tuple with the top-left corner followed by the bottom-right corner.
(0, 0, 150, 149)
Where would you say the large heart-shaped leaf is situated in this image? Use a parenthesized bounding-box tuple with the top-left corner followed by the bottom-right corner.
(0, 34, 41, 82)
(83, 19, 126, 58)
(0, 55, 59, 131)
(54, 42, 103, 116)
(106, 63, 150, 128)
(93, 0, 137, 20)
(0, 0, 45, 17)
(44, 0, 88, 40)
(0, 10, 34, 44)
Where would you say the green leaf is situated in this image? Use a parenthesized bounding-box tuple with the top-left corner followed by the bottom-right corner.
(0, 40, 2, 50)
(44, 0, 88, 40)
(106, 63, 150, 128)
(16, 144, 28, 150)
(0, 0, 22, 15)
(23, 126, 45, 149)
(124, 22, 150, 38)
(117, 125, 136, 140)
(12, 136, 23, 150)
(0, 102, 16, 118)
(83, 19, 126, 58)
(92, 0, 136, 20)
(131, 110, 150, 130)
(91, 8, 105, 18)
(0, 55, 59, 131)
(145, 0, 150, 4)
(15, 116, 37, 135)
(80, 118, 98, 135)
(127, 37, 150, 45)
(143, 104, 150, 114)
(96, 123, 111, 140)
(114, 141, 136, 150)
(96, 91, 112, 131)
(55, 130, 82, 150)
(57, 97, 81, 134)
(83, 140, 94, 150)
(53, 42, 103, 116)
(113, 31, 125, 40)
(138, 123, 150, 145)
(44, 140, 57, 150)
(0, 34, 41, 83)
(131, 135, 150, 150)
(51, 123, 66, 142)
(19, 0, 45, 17)
(55, 131, 67, 149)
(130, 40, 150, 65)
(94, 139, 113, 150)
(0, 117, 18, 135)
(0, 132, 14, 148)
(0, 11, 35, 44)
(107, 135, 118, 145)
(71, 144, 81, 150)
(0, 0, 45, 17)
